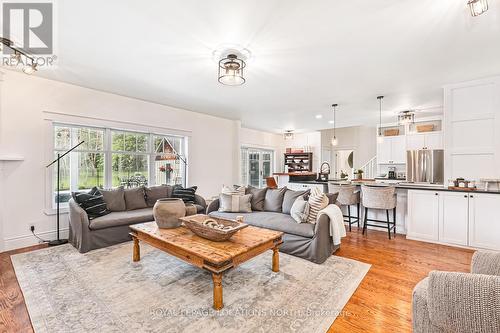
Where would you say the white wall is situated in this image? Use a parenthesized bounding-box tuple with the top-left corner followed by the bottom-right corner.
(320, 126, 377, 170)
(240, 127, 284, 174)
(0, 70, 246, 251)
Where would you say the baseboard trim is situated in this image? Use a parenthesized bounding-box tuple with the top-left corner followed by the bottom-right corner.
(3, 228, 69, 252)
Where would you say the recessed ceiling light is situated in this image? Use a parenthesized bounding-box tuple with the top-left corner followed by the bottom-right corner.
(328, 120, 334, 124)
(315, 115, 323, 119)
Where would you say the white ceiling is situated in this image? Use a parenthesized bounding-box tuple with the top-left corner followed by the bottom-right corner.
(17, 0, 500, 132)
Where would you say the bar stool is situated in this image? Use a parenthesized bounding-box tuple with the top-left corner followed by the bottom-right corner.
(361, 185, 397, 239)
(328, 184, 360, 232)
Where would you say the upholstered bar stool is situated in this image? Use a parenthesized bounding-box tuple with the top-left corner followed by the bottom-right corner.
(328, 184, 360, 232)
(361, 185, 397, 239)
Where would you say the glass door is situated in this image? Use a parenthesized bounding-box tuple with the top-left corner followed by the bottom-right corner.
(241, 148, 274, 188)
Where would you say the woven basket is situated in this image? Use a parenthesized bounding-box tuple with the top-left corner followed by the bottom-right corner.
(179, 214, 248, 242)
(416, 124, 434, 133)
(384, 129, 400, 136)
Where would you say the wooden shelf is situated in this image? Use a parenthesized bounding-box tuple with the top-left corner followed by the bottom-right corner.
(284, 152, 313, 173)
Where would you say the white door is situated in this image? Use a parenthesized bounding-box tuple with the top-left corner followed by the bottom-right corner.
(407, 134, 425, 150)
(424, 132, 443, 150)
(468, 193, 500, 250)
(407, 190, 440, 241)
(242, 148, 274, 188)
(439, 192, 469, 246)
(391, 136, 407, 164)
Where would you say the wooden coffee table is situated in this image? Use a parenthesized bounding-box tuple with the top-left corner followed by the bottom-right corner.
(129, 222, 283, 310)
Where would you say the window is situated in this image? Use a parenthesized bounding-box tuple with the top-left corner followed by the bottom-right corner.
(240, 147, 274, 188)
(52, 124, 187, 208)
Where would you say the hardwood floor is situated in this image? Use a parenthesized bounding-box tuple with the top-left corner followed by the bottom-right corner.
(0, 229, 473, 333)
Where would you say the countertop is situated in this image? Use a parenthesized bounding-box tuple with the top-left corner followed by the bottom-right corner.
(288, 179, 500, 194)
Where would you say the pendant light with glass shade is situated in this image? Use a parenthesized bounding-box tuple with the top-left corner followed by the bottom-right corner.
(468, 0, 489, 17)
(377, 96, 384, 144)
(331, 104, 338, 146)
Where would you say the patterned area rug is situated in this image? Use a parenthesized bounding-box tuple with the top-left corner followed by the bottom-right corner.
(11, 242, 369, 333)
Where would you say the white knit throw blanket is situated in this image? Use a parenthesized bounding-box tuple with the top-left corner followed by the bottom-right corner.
(317, 204, 347, 246)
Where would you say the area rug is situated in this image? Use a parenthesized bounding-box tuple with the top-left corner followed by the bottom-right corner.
(11, 242, 370, 333)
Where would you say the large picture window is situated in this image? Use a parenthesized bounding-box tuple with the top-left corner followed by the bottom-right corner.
(52, 124, 187, 207)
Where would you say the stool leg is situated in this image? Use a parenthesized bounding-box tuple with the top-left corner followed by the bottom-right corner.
(386, 209, 391, 240)
(348, 205, 352, 232)
(362, 208, 368, 235)
(357, 203, 360, 228)
(393, 207, 397, 237)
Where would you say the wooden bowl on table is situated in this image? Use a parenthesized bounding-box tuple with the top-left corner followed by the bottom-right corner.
(179, 214, 248, 242)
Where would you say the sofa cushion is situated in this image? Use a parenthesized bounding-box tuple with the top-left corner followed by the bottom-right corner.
(89, 208, 154, 230)
(145, 185, 172, 207)
(264, 187, 287, 212)
(172, 185, 197, 203)
(219, 193, 252, 213)
(101, 186, 126, 212)
(246, 186, 267, 211)
(209, 211, 315, 238)
(72, 187, 110, 220)
(124, 187, 148, 210)
(290, 197, 310, 223)
(282, 189, 310, 215)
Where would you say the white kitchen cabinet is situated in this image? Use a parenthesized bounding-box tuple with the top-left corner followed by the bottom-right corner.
(439, 192, 469, 246)
(377, 135, 406, 164)
(408, 189, 500, 250)
(468, 193, 500, 250)
(407, 190, 440, 241)
(407, 132, 443, 150)
(287, 182, 326, 193)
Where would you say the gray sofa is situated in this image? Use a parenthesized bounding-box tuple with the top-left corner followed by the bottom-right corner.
(69, 185, 206, 253)
(412, 250, 500, 333)
(207, 190, 340, 264)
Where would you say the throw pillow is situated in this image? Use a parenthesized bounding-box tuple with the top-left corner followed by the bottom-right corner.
(306, 187, 329, 224)
(221, 185, 246, 196)
(124, 186, 148, 210)
(145, 185, 172, 207)
(290, 196, 310, 223)
(263, 187, 287, 212)
(245, 186, 267, 211)
(172, 185, 197, 203)
(282, 189, 310, 215)
(73, 187, 110, 220)
(100, 186, 126, 212)
(218, 193, 252, 213)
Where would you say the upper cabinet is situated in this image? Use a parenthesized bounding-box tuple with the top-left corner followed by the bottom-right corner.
(406, 132, 443, 150)
(444, 76, 500, 181)
(377, 135, 406, 164)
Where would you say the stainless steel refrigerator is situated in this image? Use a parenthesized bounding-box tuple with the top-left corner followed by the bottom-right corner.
(406, 150, 444, 184)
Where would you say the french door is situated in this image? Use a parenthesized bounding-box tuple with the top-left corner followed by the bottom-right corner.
(241, 148, 274, 188)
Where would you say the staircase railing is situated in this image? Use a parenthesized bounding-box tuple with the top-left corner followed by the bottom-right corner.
(359, 156, 377, 179)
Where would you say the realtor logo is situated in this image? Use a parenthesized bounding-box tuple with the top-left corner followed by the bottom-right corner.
(2, 2, 53, 54)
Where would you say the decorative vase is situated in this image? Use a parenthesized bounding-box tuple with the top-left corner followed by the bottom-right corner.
(153, 198, 185, 229)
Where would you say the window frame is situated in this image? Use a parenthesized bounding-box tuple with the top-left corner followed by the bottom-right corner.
(50, 122, 188, 209)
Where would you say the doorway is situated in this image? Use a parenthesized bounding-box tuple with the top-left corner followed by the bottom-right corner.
(334, 150, 354, 179)
(241, 147, 274, 188)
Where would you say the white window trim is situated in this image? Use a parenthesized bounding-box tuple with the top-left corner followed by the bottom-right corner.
(44, 119, 189, 213)
(240, 146, 276, 187)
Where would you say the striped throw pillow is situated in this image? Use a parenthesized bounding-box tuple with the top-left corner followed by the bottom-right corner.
(218, 193, 252, 213)
(306, 187, 329, 224)
(221, 185, 246, 196)
(172, 185, 197, 203)
(72, 187, 110, 220)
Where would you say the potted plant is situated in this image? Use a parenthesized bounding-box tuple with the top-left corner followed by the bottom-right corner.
(340, 170, 348, 180)
(354, 169, 364, 180)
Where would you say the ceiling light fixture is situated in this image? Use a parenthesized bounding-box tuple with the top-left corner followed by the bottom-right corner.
(377, 96, 384, 144)
(284, 130, 294, 141)
(331, 104, 338, 146)
(218, 54, 246, 86)
(315, 114, 323, 119)
(398, 110, 415, 126)
(0, 37, 38, 74)
(468, 0, 489, 16)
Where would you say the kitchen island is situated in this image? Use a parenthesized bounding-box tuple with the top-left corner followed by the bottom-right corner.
(285, 179, 500, 251)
